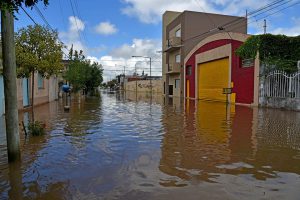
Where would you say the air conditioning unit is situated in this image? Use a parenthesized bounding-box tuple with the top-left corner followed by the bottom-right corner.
(298, 60, 300, 71)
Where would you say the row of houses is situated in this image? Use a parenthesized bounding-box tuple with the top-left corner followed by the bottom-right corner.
(0, 54, 60, 116)
(162, 11, 259, 106)
(0, 73, 59, 116)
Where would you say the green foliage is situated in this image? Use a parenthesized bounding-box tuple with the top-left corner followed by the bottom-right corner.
(64, 49, 103, 93)
(28, 121, 45, 136)
(0, 0, 48, 13)
(15, 24, 64, 78)
(236, 34, 300, 73)
(107, 79, 118, 89)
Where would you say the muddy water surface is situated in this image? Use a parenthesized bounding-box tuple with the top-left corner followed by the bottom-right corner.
(0, 91, 300, 200)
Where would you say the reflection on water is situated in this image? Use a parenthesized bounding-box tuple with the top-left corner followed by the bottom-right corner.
(0, 91, 300, 199)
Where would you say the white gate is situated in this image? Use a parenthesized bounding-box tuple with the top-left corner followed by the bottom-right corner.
(260, 70, 300, 98)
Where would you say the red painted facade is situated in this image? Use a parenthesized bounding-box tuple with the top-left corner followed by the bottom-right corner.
(185, 39, 254, 104)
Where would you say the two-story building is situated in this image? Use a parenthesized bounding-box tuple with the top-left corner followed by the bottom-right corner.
(162, 11, 247, 98)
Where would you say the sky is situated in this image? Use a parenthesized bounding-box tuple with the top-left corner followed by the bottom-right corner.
(11, 0, 300, 82)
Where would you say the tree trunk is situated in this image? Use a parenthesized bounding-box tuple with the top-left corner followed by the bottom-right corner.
(31, 71, 35, 122)
(1, 11, 20, 162)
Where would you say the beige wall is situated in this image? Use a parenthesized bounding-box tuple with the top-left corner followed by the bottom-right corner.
(125, 80, 162, 93)
(162, 11, 181, 96)
(16, 72, 58, 111)
(168, 74, 181, 97)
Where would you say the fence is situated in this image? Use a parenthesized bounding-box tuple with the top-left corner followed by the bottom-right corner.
(260, 70, 300, 98)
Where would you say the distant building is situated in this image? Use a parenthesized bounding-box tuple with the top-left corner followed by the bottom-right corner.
(162, 11, 247, 98)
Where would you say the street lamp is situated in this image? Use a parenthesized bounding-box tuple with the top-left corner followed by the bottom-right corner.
(131, 56, 152, 95)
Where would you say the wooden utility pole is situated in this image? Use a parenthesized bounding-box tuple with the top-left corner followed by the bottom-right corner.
(1, 10, 21, 162)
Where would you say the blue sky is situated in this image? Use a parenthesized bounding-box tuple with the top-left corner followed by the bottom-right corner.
(12, 0, 300, 81)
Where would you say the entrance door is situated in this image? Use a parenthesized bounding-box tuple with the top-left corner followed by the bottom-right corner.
(186, 79, 190, 98)
(198, 58, 230, 102)
(23, 78, 30, 107)
(169, 85, 173, 96)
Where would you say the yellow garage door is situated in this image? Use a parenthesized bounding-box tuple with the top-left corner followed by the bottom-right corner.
(198, 58, 234, 102)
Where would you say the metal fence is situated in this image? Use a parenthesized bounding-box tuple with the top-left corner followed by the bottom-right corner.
(260, 70, 300, 98)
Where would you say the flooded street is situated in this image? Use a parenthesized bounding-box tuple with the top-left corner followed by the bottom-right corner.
(1, 91, 300, 199)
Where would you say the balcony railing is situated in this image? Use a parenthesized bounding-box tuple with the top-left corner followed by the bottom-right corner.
(167, 63, 180, 74)
(165, 37, 181, 52)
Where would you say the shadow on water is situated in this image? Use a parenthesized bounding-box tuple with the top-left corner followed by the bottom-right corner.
(0, 91, 300, 199)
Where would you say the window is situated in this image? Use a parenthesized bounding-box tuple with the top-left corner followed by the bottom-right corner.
(38, 73, 44, 89)
(175, 54, 181, 63)
(175, 29, 181, 37)
(175, 79, 180, 88)
(186, 66, 192, 76)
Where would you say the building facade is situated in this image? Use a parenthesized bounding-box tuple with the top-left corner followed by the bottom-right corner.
(162, 11, 247, 98)
(0, 73, 59, 116)
(184, 32, 259, 106)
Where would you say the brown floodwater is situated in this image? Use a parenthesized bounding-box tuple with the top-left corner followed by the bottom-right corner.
(0, 91, 300, 200)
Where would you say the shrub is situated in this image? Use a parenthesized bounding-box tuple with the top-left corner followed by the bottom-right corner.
(28, 121, 45, 136)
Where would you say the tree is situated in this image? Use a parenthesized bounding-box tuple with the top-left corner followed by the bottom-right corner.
(64, 49, 103, 94)
(1, 0, 48, 162)
(15, 24, 64, 121)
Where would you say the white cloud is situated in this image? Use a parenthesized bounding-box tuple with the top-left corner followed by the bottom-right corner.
(121, 0, 274, 24)
(269, 17, 300, 36)
(69, 16, 85, 32)
(59, 16, 87, 55)
(60, 16, 106, 58)
(95, 22, 118, 35)
(87, 39, 162, 82)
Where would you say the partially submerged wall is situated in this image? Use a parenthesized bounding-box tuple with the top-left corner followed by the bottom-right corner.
(260, 97, 300, 111)
(125, 80, 162, 93)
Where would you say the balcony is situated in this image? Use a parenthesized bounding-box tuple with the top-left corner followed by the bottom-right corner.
(167, 63, 181, 74)
(165, 37, 181, 52)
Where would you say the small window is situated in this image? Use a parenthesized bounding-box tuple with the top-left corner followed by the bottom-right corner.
(175, 54, 181, 63)
(242, 58, 254, 68)
(38, 73, 44, 89)
(186, 66, 192, 76)
(175, 79, 180, 88)
(175, 29, 181, 37)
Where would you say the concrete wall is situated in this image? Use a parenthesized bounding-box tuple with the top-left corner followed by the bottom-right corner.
(259, 97, 300, 111)
(48, 76, 59, 102)
(0, 76, 4, 116)
(125, 80, 162, 93)
(1, 73, 58, 115)
(168, 74, 181, 97)
(162, 11, 181, 96)
(184, 32, 256, 105)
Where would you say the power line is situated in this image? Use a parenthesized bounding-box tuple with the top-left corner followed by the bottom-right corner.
(20, 6, 38, 25)
(69, 0, 85, 45)
(20, 6, 69, 58)
(58, 0, 68, 29)
(34, 5, 52, 30)
(231, 0, 300, 33)
(73, 0, 88, 43)
(222, 0, 295, 31)
(182, 0, 295, 43)
(194, 0, 216, 27)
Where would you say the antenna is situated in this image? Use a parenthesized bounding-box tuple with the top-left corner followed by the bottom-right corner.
(263, 19, 267, 34)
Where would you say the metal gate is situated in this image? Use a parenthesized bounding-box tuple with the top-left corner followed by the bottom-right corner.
(260, 70, 300, 98)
